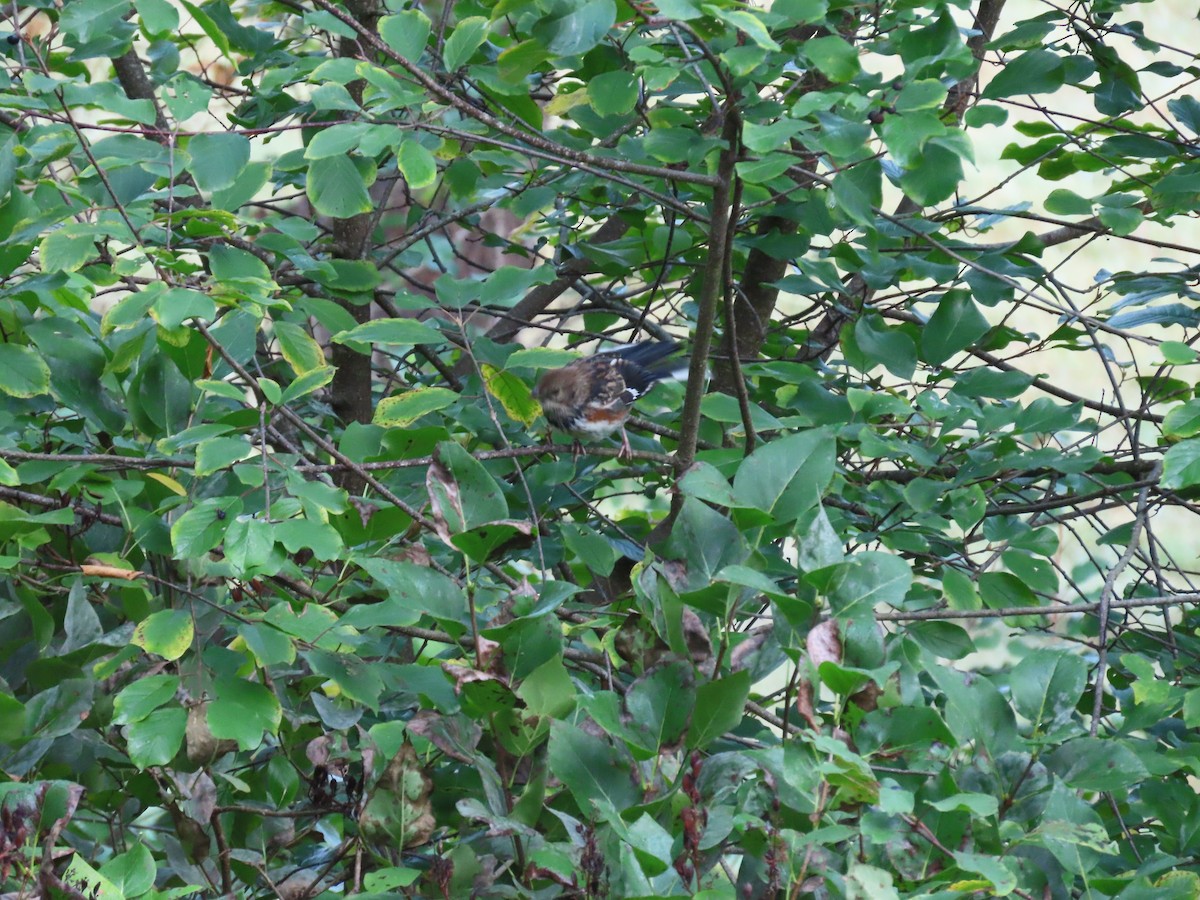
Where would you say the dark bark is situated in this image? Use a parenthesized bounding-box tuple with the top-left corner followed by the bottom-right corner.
(329, 0, 381, 432)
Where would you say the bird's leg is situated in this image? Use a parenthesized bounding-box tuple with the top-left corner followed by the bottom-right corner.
(572, 437, 585, 457)
(617, 426, 633, 459)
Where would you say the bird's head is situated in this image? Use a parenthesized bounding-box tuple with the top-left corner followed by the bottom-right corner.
(532, 368, 579, 409)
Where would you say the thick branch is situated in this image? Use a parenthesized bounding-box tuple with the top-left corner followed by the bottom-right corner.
(329, 0, 382, 433)
(483, 214, 632, 345)
(674, 105, 740, 484)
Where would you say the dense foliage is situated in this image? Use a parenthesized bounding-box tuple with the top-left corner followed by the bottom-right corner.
(2, 0, 1200, 896)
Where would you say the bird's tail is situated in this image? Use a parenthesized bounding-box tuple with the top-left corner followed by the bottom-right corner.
(605, 340, 688, 381)
(645, 354, 690, 383)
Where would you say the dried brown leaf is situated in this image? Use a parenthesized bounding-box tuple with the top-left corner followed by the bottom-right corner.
(406, 709, 482, 763)
(80, 563, 142, 580)
(795, 677, 817, 729)
(426, 457, 463, 545)
(730, 624, 772, 673)
(807, 619, 841, 668)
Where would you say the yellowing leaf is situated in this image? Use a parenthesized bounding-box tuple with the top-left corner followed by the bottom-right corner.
(273, 321, 326, 374)
(374, 387, 459, 427)
(132, 609, 194, 661)
(146, 471, 187, 496)
(482, 364, 540, 427)
(545, 89, 590, 117)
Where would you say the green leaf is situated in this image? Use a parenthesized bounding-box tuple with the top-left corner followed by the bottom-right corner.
(41, 224, 102, 272)
(812, 551, 913, 619)
(737, 153, 794, 184)
(1045, 188, 1093, 215)
(850, 315, 916, 379)
(927, 666, 1016, 755)
(206, 677, 281, 749)
(432, 440, 509, 528)
(186, 132, 250, 192)
(0, 344, 51, 397)
(238, 622, 295, 667)
(897, 141, 964, 206)
(623, 662, 694, 754)
(732, 429, 835, 516)
(982, 49, 1065, 98)
(171, 498, 241, 558)
(916, 294, 993, 367)
(304, 122, 373, 160)
(100, 842, 156, 898)
(194, 436, 251, 476)
(443, 16, 489, 71)
(125, 707, 186, 768)
(0, 693, 24, 742)
(277, 518, 344, 561)
(24, 680, 94, 741)
(306, 649, 384, 708)
(380, 10, 431, 61)
(307, 155, 374, 218)
(1046, 737, 1148, 791)
(1159, 341, 1196, 365)
(333, 317, 445, 348)
(1162, 439, 1200, 489)
(62, 578, 102, 652)
(135, 0, 178, 34)
(282, 365, 336, 402)
(894, 79, 947, 112)
(589, 70, 637, 117)
(537, 1, 616, 55)
(364, 869, 422, 892)
(942, 567, 981, 610)
(678, 461, 738, 507)
(560, 523, 618, 576)
(1184, 688, 1200, 728)
(179, 0, 232, 59)
(398, 139, 438, 190)
(479, 265, 556, 309)
(153, 287, 216, 330)
(978, 571, 1039, 610)
(705, 5, 780, 51)
(131, 609, 194, 661)
(773, 0, 827, 24)
(113, 675, 180, 725)
(907, 621, 974, 659)
(830, 158, 882, 225)
(258, 378, 281, 404)
(688, 671, 750, 749)
(1011, 649, 1087, 731)
(356, 557, 467, 627)
(60, 0, 132, 43)
(953, 852, 1016, 895)
(803, 34, 860, 82)
(374, 387, 459, 427)
(547, 720, 639, 815)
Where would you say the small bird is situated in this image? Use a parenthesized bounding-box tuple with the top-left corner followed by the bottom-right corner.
(532, 340, 687, 457)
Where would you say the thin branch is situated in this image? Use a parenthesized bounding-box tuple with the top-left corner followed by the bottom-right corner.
(876, 590, 1195, 623)
(1090, 462, 1160, 736)
(308, 0, 719, 187)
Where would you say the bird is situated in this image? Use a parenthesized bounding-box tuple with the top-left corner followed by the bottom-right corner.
(532, 340, 687, 458)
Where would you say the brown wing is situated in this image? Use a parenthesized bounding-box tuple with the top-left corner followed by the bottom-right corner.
(579, 357, 635, 410)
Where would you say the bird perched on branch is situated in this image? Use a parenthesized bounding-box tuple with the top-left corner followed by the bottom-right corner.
(532, 340, 688, 458)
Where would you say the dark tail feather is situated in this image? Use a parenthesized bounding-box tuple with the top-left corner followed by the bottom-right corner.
(609, 340, 681, 369)
(646, 354, 689, 382)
